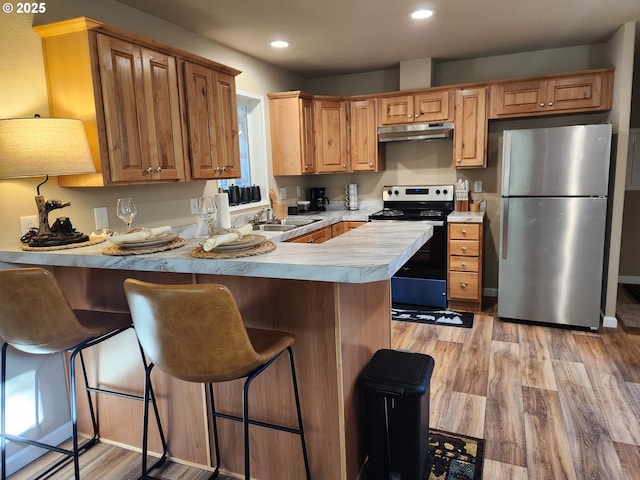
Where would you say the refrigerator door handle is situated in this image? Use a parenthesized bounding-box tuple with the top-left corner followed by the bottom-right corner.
(502, 131, 512, 196)
(501, 197, 509, 259)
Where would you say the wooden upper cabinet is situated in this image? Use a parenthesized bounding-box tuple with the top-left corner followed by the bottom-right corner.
(454, 87, 488, 169)
(379, 89, 453, 125)
(97, 34, 184, 183)
(350, 98, 385, 172)
(269, 92, 316, 175)
(34, 17, 240, 186)
(183, 62, 240, 179)
(315, 97, 349, 173)
(489, 69, 613, 119)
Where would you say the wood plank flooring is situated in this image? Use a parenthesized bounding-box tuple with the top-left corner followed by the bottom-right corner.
(391, 291, 640, 480)
(9, 286, 640, 479)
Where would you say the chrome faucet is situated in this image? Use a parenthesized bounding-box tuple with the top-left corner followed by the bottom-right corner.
(253, 207, 272, 224)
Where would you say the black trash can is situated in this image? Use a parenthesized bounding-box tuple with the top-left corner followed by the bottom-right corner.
(359, 349, 435, 480)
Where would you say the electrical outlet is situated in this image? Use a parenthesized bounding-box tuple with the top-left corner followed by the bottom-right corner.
(19, 215, 38, 235)
(279, 187, 287, 200)
(190, 197, 198, 215)
(93, 207, 109, 230)
(296, 185, 302, 198)
(473, 181, 483, 193)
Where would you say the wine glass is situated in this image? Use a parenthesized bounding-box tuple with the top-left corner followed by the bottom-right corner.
(197, 196, 217, 237)
(116, 198, 137, 232)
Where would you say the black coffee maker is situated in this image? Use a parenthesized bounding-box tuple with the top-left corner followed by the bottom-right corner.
(310, 188, 329, 211)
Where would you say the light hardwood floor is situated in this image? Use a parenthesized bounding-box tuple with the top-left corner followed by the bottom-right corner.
(9, 289, 640, 479)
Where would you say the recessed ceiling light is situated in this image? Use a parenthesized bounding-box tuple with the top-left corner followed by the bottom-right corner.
(411, 9, 435, 20)
(270, 40, 289, 48)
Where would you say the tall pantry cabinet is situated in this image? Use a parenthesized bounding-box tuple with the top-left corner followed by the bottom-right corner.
(35, 17, 241, 186)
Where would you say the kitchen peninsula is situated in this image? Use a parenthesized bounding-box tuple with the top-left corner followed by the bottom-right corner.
(0, 220, 432, 480)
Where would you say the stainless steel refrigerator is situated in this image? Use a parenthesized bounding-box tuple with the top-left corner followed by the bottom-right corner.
(498, 124, 612, 329)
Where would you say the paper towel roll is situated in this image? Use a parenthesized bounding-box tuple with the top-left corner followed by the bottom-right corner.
(214, 192, 232, 229)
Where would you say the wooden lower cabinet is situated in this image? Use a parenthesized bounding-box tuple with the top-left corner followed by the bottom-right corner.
(331, 221, 366, 237)
(447, 222, 483, 312)
(50, 266, 391, 480)
(287, 225, 332, 243)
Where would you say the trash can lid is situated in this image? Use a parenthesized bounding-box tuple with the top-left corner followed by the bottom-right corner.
(359, 349, 434, 396)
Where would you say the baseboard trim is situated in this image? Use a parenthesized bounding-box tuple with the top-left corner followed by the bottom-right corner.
(619, 275, 640, 285)
(5, 422, 72, 476)
(483, 287, 498, 297)
(603, 315, 618, 329)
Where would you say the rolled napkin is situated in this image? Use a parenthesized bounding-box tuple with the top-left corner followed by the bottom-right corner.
(109, 226, 173, 245)
(203, 223, 253, 251)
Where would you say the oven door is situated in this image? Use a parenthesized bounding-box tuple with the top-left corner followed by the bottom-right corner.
(391, 224, 448, 308)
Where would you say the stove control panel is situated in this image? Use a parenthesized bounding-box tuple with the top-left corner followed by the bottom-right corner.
(382, 185, 454, 202)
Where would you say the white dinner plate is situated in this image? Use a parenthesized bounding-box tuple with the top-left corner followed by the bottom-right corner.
(212, 234, 266, 252)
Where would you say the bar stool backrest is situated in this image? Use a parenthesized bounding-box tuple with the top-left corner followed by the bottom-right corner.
(0, 268, 103, 354)
(124, 279, 265, 383)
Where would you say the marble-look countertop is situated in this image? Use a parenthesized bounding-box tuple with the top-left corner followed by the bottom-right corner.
(0, 208, 432, 284)
(447, 210, 486, 223)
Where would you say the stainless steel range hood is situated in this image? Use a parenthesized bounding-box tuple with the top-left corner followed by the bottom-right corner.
(377, 122, 454, 143)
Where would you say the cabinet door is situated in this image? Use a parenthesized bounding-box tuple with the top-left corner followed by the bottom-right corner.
(546, 74, 604, 112)
(97, 34, 150, 183)
(184, 63, 240, 179)
(97, 34, 184, 183)
(454, 87, 488, 168)
(378, 95, 413, 125)
(315, 98, 349, 173)
(350, 99, 384, 172)
(414, 90, 453, 122)
(140, 48, 185, 181)
(269, 94, 315, 175)
(489, 80, 547, 118)
(213, 71, 240, 178)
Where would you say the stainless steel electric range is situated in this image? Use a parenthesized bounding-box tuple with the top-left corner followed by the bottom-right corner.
(369, 185, 454, 308)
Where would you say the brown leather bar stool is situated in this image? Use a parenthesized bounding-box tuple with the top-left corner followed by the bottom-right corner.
(0, 268, 167, 480)
(123, 278, 311, 480)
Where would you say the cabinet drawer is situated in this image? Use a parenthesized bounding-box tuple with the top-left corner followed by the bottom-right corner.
(448, 272, 480, 300)
(449, 240, 479, 256)
(449, 255, 479, 272)
(449, 223, 480, 240)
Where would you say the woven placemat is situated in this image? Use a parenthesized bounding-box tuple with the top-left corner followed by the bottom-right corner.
(21, 237, 106, 251)
(102, 237, 187, 256)
(190, 240, 276, 259)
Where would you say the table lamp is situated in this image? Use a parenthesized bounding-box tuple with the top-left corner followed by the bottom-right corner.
(0, 116, 96, 247)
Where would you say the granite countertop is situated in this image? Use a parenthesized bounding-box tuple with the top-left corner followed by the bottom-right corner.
(0, 208, 432, 284)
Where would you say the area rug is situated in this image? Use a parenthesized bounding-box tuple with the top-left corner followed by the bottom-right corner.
(392, 303, 474, 329)
(425, 429, 484, 480)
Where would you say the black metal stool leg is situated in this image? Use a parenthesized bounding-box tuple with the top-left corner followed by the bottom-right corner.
(208, 383, 221, 479)
(1, 343, 9, 480)
(286, 346, 311, 479)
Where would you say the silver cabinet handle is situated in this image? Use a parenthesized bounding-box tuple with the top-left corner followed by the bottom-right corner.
(461, 246, 467, 252)
(462, 229, 467, 235)
(457, 158, 462, 163)
(539, 102, 545, 107)
(548, 101, 554, 106)
(145, 167, 153, 174)
(461, 262, 467, 268)
(155, 166, 162, 173)
(369, 162, 374, 167)
(461, 283, 467, 288)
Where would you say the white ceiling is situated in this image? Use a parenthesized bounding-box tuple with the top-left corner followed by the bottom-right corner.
(115, 0, 640, 78)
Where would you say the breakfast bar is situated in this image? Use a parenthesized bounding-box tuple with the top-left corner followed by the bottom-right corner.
(0, 220, 432, 479)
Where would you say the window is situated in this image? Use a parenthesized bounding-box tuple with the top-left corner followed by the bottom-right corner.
(218, 91, 269, 209)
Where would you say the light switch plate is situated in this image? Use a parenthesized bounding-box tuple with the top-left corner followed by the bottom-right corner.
(190, 197, 198, 215)
(94, 207, 109, 230)
(279, 187, 287, 199)
(473, 181, 483, 193)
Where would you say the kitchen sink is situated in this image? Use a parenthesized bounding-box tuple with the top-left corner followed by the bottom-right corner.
(254, 224, 297, 232)
(253, 218, 322, 232)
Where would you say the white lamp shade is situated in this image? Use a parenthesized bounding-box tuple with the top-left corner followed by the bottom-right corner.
(0, 117, 95, 179)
